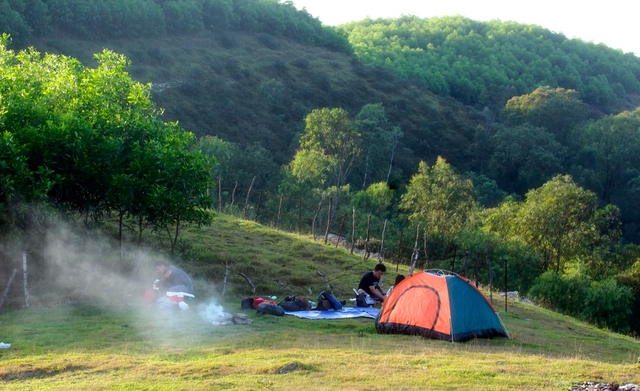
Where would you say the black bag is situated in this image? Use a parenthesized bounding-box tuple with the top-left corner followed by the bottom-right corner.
(256, 302, 285, 316)
(356, 293, 369, 307)
(241, 297, 254, 309)
(278, 300, 305, 311)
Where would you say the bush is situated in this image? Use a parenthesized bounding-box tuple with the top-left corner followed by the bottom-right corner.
(529, 271, 633, 333)
(581, 278, 632, 332)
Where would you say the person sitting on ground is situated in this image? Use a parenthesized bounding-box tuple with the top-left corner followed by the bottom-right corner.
(154, 260, 194, 295)
(386, 274, 405, 296)
(358, 263, 387, 302)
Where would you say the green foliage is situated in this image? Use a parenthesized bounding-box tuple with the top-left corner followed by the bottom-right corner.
(488, 125, 566, 194)
(529, 270, 633, 333)
(3, 0, 350, 52)
(0, 42, 212, 252)
(401, 157, 479, 258)
(501, 86, 589, 143)
(339, 15, 640, 111)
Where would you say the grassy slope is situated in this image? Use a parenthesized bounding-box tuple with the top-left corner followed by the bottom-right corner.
(1, 214, 639, 390)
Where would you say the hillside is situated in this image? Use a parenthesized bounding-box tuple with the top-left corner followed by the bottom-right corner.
(0, 214, 639, 390)
(29, 30, 483, 175)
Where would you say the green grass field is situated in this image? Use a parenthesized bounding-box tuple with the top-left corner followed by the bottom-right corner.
(1, 214, 639, 390)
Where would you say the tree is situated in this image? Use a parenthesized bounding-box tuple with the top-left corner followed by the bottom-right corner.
(353, 103, 403, 188)
(400, 157, 479, 258)
(487, 175, 606, 273)
(0, 39, 213, 254)
(488, 124, 565, 194)
(500, 86, 589, 144)
(291, 107, 360, 215)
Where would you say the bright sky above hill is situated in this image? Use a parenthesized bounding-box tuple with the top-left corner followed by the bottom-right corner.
(291, 0, 639, 56)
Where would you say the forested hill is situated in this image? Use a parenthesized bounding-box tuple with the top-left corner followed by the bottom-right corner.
(338, 15, 640, 113)
(6, 0, 640, 240)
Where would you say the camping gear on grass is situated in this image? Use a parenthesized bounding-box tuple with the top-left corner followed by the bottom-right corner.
(376, 270, 509, 342)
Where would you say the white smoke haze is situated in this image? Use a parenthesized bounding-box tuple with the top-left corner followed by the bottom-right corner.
(198, 298, 232, 325)
(1, 218, 231, 345)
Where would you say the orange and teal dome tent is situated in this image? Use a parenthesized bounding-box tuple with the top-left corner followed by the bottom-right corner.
(375, 270, 509, 342)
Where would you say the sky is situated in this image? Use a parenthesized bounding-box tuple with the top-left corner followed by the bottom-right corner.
(291, 0, 639, 56)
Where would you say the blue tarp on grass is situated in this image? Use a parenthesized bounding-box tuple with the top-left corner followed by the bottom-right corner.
(284, 306, 379, 320)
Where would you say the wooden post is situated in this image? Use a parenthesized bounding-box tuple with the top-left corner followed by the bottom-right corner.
(350, 207, 356, 254)
(336, 213, 347, 248)
(324, 197, 333, 245)
(504, 258, 508, 312)
(422, 231, 430, 270)
(298, 198, 303, 234)
(0, 268, 17, 311)
(255, 191, 263, 222)
(222, 261, 229, 297)
(362, 213, 371, 261)
(242, 176, 256, 219)
(379, 219, 387, 263)
(474, 253, 479, 288)
(311, 197, 324, 240)
(23, 252, 29, 308)
(395, 230, 403, 273)
(230, 181, 238, 210)
(408, 225, 420, 276)
(276, 194, 284, 231)
(218, 175, 222, 213)
(485, 241, 493, 305)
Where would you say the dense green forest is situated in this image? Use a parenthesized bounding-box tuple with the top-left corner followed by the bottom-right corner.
(3, 0, 640, 335)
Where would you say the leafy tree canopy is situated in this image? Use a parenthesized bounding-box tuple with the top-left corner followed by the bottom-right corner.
(338, 16, 640, 111)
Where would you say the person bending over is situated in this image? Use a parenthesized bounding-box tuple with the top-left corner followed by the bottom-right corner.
(154, 261, 194, 295)
(358, 263, 387, 302)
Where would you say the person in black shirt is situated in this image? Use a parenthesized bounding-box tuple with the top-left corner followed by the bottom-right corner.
(358, 263, 387, 302)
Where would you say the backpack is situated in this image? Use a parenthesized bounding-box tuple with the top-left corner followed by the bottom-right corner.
(315, 298, 332, 310)
(278, 299, 305, 311)
(355, 293, 369, 307)
(317, 291, 343, 311)
(241, 297, 255, 309)
(256, 302, 285, 316)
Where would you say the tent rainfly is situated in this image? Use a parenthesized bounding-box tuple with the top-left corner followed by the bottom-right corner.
(375, 270, 509, 342)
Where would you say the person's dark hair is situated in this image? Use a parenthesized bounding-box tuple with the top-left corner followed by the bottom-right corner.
(155, 260, 168, 267)
(374, 263, 386, 272)
(395, 274, 405, 285)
